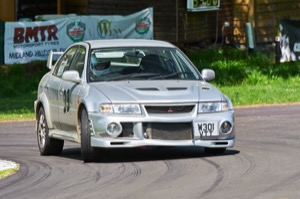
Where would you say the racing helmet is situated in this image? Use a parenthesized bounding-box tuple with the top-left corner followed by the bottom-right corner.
(90, 54, 110, 77)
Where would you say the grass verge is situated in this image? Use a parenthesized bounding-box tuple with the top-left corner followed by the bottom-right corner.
(0, 168, 20, 180)
(220, 76, 300, 106)
(0, 95, 36, 121)
(0, 160, 20, 180)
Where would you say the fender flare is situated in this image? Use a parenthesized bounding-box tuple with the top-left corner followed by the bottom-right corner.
(35, 92, 53, 129)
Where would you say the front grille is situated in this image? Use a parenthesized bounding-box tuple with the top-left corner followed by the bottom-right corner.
(120, 123, 134, 137)
(143, 123, 192, 140)
(145, 105, 195, 114)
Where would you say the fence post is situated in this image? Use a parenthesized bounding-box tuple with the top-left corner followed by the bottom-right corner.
(245, 22, 256, 52)
(0, 21, 4, 64)
(275, 36, 281, 64)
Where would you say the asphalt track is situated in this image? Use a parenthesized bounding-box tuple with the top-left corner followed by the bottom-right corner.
(1, 104, 300, 199)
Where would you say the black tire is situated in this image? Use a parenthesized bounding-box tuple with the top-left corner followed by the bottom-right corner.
(37, 107, 64, 155)
(204, 147, 226, 155)
(80, 108, 97, 162)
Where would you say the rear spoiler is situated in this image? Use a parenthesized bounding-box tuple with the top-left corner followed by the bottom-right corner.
(47, 50, 64, 70)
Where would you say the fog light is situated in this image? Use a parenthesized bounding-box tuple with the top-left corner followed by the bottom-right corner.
(220, 121, 232, 134)
(106, 122, 122, 137)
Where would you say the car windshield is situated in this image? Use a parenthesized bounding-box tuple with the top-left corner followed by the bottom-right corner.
(88, 47, 202, 82)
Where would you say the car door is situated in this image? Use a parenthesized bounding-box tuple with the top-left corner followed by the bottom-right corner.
(50, 46, 78, 130)
(44, 74, 63, 130)
(58, 46, 87, 133)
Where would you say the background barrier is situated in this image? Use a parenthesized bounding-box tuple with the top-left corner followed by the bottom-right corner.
(0, 21, 4, 64)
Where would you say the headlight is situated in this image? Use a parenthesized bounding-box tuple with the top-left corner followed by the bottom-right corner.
(198, 102, 229, 113)
(100, 104, 141, 114)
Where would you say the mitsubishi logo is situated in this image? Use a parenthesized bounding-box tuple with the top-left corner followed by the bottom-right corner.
(167, 107, 173, 113)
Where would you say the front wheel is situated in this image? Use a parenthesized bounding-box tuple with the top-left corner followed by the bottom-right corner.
(37, 107, 64, 155)
(80, 108, 98, 162)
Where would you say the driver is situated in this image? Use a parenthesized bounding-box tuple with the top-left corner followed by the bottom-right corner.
(90, 54, 110, 79)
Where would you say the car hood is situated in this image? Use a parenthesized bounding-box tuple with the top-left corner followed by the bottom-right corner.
(90, 80, 224, 103)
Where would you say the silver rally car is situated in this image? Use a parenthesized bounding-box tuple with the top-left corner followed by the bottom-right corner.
(34, 39, 235, 162)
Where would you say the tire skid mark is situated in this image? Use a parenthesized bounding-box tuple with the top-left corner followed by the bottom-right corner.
(146, 158, 198, 187)
(45, 163, 104, 198)
(79, 162, 140, 188)
(101, 163, 128, 186)
(0, 158, 29, 191)
(147, 160, 179, 184)
(199, 158, 225, 198)
(69, 162, 142, 199)
(134, 157, 224, 199)
(236, 153, 256, 178)
(82, 163, 102, 182)
(26, 160, 52, 186)
(161, 160, 185, 181)
(0, 159, 51, 198)
(253, 170, 300, 197)
(102, 162, 142, 184)
(66, 163, 118, 199)
(122, 162, 142, 183)
(105, 159, 195, 199)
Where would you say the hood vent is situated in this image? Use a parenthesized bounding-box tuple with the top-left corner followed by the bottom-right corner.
(136, 87, 187, 91)
(201, 86, 210, 90)
(136, 88, 159, 91)
(167, 87, 187, 91)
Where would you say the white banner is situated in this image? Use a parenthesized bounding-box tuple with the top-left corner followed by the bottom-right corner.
(279, 19, 300, 62)
(4, 8, 153, 64)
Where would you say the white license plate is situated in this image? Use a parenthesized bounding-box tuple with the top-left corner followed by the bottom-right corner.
(196, 122, 219, 137)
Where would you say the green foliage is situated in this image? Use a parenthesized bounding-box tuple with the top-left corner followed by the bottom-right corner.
(0, 61, 48, 120)
(187, 47, 300, 86)
(0, 61, 48, 98)
(187, 47, 300, 106)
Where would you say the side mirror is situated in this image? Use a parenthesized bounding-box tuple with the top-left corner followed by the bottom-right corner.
(47, 50, 64, 70)
(201, 69, 215, 81)
(62, 71, 82, 83)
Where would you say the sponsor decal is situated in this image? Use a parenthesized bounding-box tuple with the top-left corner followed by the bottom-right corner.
(192, 0, 219, 9)
(97, 19, 122, 38)
(8, 48, 65, 60)
(5, 8, 153, 64)
(294, 42, 300, 52)
(67, 21, 86, 42)
(212, 0, 218, 5)
(135, 17, 151, 35)
(13, 25, 58, 44)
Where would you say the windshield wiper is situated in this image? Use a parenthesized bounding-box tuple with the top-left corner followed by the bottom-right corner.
(149, 72, 193, 80)
(104, 73, 160, 81)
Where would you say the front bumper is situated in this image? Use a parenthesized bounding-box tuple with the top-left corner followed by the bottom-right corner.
(89, 109, 235, 149)
(91, 136, 235, 148)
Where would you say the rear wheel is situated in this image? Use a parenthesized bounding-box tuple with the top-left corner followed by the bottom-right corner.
(204, 147, 226, 155)
(37, 107, 64, 155)
(80, 108, 97, 162)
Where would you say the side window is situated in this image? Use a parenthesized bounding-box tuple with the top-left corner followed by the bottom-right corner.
(69, 46, 86, 77)
(53, 47, 78, 77)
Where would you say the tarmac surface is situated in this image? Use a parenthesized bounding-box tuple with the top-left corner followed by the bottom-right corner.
(1, 104, 300, 198)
